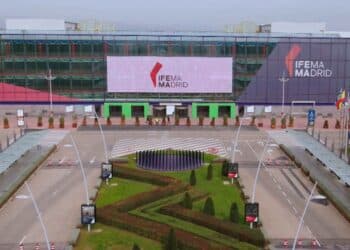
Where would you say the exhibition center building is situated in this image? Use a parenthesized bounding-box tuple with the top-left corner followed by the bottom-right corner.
(0, 30, 349, 118)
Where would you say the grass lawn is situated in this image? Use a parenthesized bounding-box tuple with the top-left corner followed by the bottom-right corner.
(96, 177, 154, 208)
(75, 223, 162, 250)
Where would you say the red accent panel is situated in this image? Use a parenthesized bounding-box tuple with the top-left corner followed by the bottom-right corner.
(285, 44, 301, 77)
(150, 62, 162, 87)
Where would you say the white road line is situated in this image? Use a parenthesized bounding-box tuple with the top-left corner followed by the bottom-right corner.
(19, 235, 26, 245)
(58, 157, 65, 165)
(245, 141, 266, 167)
(277, 185, 282, 190)
(292, 206, 298, 214)
(272, 177, 277, 183)
(287, 198, 292, 205)
(282, 191, 287, 197)
(89, 156, 96, 164)
(306, 226, 312, 234)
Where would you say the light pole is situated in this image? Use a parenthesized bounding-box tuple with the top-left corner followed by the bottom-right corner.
(45, 69, 56, 115)
(279, 71, 289, 116)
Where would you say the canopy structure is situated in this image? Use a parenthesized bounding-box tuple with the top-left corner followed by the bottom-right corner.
(0, 82, 77, 103)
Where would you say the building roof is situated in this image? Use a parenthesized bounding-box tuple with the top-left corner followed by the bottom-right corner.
(0, 82, 76, 103)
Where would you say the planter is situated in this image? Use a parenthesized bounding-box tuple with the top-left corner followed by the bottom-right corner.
(210, 118, 215, 127)
(257, 122, 263, 128)
(323, 120, 329, 129)
(72, 123, 77, 128)
(106, 117, 112, 126)
(3, 118, 9, 129)
(186, 117, 191, 127)
(48, 117, 54, 129)
(37, 116, 43, 127)
(335, 120, 341, 129)
(59, 117, 65, 129)
(223, 116, 228, 126)
(82, 116, 87, 126)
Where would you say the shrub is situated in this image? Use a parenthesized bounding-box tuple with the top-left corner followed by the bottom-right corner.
(186, 117, 191, 126)
(72, 114, 78, 128)
(132, 243, 140, 250)
(250, 116, 256, 126)
(230, 202, 239, 223)
(164, 228, 178, 250)
(181, 192, 192, 209)
(323, 120, 329, 129)
(121, 114, 126, 126)
(270, 117, 276, 129)
(335, 119, 341, 129)
(135, 116, 140, 126)
(281, 117, 286, 129)
(203, 197, 215, 216)
(82, 116, 87, 126)
(198, 116, 204, 126)
(223, 115, 228, 126)
(189, 170, 196, 186)
(106, 116, 112, 126)
(3, 117, 9, 129)
(221, 160, 229, 177)
(210, 118, 215, 126)
(235, 116, 240, 126)
(288, 115, 294, 127)
(175, 116, 180, 126)
(59, 116, 65, 129)
(147, 115, 153, 126)
(37, 115, 43, 127)
(48, 117, 54, 129)
(206, 164, 213, 180)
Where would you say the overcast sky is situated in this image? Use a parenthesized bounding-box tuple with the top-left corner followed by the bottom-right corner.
(0, 0, 349, 31)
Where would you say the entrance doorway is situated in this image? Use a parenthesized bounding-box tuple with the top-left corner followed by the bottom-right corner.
(197, 106, 209, 117)
(109, 106, 122, 117)
(153, 106, 166, 117)
(175, 106, 188, 118)
(218, 106, 231, 117)
(131, 106, 145, 117)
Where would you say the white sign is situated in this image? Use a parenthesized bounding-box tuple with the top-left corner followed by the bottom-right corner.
(17, 109, 24, 118)
(247, 106, 255, 113)
(17, 119, 24, 127)
(264, 106, 272, 113)
(65, 105, 74, 113)
(166, 105, 175, 115)
(84, 105, 93, 113)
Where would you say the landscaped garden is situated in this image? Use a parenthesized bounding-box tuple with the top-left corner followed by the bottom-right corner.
(75, 151, 266, 250)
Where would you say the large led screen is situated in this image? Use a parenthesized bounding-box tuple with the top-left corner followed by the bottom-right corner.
(107, 57, 232, 93)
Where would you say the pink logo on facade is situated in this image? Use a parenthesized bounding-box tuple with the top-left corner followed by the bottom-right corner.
(150, 62, 162, 87)
(285, 44, 301, 77)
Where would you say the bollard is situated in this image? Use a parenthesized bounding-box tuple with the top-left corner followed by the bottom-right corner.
(0, 142, 2, 153)
(325, 136, 328, 146)
(14, 131, 16, 142)
(6, 135, 9, 147)
(312, 127, 315, 137)
(317, 131, 320, 142)
(50, 242, 55, 250)
(331, 142, 335, 152)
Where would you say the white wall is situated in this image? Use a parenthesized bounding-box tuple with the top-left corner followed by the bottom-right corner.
(5, 19, 65, 31)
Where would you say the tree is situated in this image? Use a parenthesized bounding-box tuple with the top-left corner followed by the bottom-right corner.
(132, 243, 141, 250)
(181, 192, 192, 209)
(189, 170, 196, 186)
(164, 228, 177, 250)
(221, 160, 229, 177)
(230, 202, 239, 223)
(203, 197, 215, 216)
(206, 164, 213, 180)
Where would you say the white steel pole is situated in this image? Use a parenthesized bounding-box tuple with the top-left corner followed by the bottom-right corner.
(94, 111, 108, 163)
(292, 182, 318, 250)
(25, 182, 51, 250)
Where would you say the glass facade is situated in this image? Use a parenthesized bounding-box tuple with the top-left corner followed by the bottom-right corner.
(0, 31, 347, 104)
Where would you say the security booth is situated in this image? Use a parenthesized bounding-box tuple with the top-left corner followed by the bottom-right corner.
(197, 106, 210, 117)
(131, 106, 145, 117)
(109, 105, 122, 117)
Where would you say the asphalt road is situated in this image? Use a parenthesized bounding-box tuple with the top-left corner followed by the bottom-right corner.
(0, 128, 349, 250)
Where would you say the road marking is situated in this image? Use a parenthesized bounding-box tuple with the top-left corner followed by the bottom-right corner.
(272, 177, 277, 184)
(19, 235, 26, 245)
(59, 157, 65, 165)
(292, 206, 298, 214)
(63, 144, 72, 147)
(245, 141, 266, 167)
(287, 198, 292, 205)
(277, 185, 282, 190)
(282, 191, 287, 197)
(306, 226, 312, 234)
(15, 195, 30, 199)
(89, 156, 96, 164)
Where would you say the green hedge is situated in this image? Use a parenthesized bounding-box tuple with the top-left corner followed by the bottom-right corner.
(160, 204, 266, 247)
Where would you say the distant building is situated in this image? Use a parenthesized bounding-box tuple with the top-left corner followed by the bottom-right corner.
(261, 22, 326, 34)
(5, 19, 66, 31)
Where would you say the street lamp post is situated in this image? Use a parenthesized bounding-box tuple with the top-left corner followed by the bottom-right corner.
(45, 69, 56, 115)
(279, 71, 289, 117)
